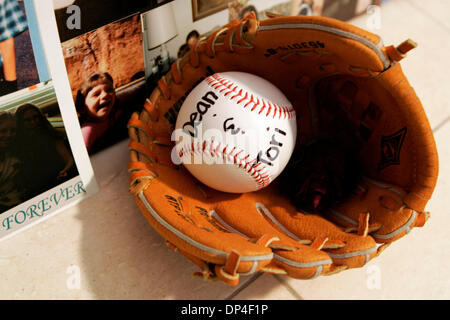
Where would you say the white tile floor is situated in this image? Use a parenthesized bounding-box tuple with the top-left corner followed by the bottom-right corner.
(1, 0, 449, 299)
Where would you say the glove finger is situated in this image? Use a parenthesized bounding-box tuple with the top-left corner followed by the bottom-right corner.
(325, 177, 430, 244)
(253, 186, 378, 270)
(211, 194, 333, 279)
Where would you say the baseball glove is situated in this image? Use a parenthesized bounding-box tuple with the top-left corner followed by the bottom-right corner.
(127, 13, 438, 285)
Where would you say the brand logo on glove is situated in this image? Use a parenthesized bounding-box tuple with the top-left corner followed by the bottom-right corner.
(264, 41, 325, 57)
(165, 194, 230, 233)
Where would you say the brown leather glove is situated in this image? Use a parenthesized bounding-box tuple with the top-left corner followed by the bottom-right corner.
(127, 13, 438, 285)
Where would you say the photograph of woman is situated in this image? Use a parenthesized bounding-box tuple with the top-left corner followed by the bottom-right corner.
(0, 111, 24, 213)
(14, 103, 77, 199)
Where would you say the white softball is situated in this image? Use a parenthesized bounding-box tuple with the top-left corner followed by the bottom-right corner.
(174, 71, 297, 193)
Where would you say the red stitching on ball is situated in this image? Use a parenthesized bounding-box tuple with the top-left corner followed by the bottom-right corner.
(231, 88, 242, 100)
(178, 140, 271, 188)
(251, 97, 260, 111)
(237, 92, 248, 104)
(266, 102, 272, 117)
(259, 100, 266, 114)
(206, 74, 295, 120)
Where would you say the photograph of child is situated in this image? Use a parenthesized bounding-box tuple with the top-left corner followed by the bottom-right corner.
(56, 1, 173, 155)
(75, 72, 124, 153)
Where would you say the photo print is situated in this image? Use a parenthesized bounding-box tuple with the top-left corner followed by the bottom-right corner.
(54, 0, 171, 155)
(0, 0, 97, 241)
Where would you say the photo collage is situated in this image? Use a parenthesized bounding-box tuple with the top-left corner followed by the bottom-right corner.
(0, 0, 381, 240)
